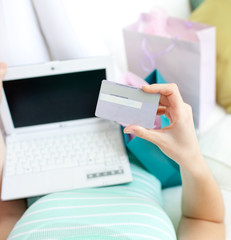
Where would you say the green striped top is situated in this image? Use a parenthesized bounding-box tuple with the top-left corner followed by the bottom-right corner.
(8, 164, 176, 240)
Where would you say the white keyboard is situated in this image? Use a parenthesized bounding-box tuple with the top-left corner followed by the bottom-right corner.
(5, 128, 127, 177)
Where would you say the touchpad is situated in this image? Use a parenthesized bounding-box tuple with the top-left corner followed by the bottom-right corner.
(47, 168, 74, 193)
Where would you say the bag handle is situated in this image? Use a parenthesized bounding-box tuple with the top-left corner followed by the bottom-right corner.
(141, 37, 177, 73)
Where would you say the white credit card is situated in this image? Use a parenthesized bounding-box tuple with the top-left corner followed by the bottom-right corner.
(95, 80, 160, 129)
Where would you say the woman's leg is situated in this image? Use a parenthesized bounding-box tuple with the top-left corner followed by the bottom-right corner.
(0, 132, 27, 240)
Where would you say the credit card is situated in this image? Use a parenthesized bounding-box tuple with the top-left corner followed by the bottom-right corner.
(95, 80, 160, 129)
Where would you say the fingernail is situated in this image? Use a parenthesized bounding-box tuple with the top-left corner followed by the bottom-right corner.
(124, 128, 135, 134)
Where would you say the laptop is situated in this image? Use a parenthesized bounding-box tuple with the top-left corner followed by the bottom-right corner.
(0, 56, 132, 201)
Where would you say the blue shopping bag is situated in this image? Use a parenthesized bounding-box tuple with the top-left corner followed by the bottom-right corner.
(123, 70, 181, 188)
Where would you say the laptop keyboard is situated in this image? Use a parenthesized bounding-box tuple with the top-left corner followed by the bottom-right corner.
(5, 128, 127, 177)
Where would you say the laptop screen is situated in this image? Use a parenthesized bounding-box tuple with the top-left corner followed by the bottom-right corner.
(3, 69, 106, 128)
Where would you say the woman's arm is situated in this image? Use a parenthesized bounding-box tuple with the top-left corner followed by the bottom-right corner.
(124, 83, 225, 239)
(178, 164, 225, 240)
(0, 63, 27, 240)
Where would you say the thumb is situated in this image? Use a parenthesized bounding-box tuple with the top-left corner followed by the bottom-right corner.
(124, 125, 162, 145)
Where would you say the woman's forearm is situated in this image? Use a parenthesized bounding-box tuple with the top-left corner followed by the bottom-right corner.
(180, 154, 225, 223)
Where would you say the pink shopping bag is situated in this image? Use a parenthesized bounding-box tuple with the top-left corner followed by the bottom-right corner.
(123, 9, 216, 128)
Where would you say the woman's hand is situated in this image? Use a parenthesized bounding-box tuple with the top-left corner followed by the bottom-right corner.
(124, 83, 203, 174)
(0, 62, 7, 100)
(0, 62, 7, 160)
(0, 62, 28, 240)
(0, 62, 7, 167)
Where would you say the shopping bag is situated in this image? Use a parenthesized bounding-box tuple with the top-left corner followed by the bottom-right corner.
(123, 9, 216, 128)
(122, 70, 182, 189)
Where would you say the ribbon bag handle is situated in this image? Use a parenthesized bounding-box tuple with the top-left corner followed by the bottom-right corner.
(141, 37, 177, 73)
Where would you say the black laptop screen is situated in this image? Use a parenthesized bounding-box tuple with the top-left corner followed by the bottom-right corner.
(3, 69, 106, 128)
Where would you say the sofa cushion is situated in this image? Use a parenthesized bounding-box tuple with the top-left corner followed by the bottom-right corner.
(63, 0, 191, 72)
(198, 114, 231, 170)
(190, 0, 205, 10)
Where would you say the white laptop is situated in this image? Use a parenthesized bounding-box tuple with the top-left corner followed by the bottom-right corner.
(0, 56, 132, 201)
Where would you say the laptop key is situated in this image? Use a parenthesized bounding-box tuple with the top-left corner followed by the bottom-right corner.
(5, 128, 128, 176)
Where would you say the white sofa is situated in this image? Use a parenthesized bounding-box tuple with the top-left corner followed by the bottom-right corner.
(62, 0, 231, 238)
